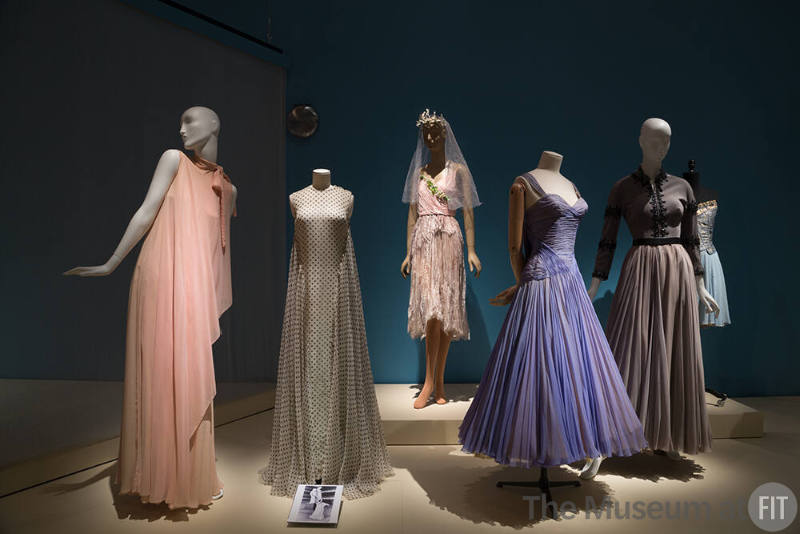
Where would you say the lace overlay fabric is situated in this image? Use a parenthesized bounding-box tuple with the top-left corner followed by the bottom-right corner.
(407, 168, 469, 340)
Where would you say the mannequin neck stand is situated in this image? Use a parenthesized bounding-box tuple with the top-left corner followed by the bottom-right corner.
(683, 160, 718, 203)
(312, 169, 331, 190)
(537, 151, 563, 173)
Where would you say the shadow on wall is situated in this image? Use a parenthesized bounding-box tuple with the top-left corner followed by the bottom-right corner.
(415, 280, 492, 384)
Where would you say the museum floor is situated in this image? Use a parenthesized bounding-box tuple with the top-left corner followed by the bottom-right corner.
(0, 395, 797, 534)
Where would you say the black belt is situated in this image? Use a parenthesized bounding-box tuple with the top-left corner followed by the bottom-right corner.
(632, 237, 682, 246)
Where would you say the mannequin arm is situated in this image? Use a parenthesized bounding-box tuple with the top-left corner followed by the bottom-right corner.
(587, 277, 602, 300)
(460, 165, 481, 277)
(489, 182, 525, 306)
(400, 202, 418, 278)
(589, 184, 622, 298)
(592, 196, 622, 281)
(696, 275, 720, 316)
(462, 205, 481, 277)
(231, 184, 238, 217)
(63, 149, 180, 277)
(507, 182, 525, 283)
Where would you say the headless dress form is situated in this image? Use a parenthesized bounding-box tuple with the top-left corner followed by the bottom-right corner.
(261, 185, 392, 499)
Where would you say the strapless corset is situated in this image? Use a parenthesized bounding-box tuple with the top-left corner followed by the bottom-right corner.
(697, 200, 717, 254)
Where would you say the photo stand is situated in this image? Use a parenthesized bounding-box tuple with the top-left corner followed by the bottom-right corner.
(496, 467, 581, 519)
(287, 483, 343, 526)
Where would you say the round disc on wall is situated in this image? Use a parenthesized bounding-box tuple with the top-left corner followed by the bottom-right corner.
(287, 105, 319, 138)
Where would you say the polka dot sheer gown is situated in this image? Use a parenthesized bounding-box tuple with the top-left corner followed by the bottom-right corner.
(259, 185, 393, 499)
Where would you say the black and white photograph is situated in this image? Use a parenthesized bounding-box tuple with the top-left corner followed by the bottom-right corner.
(287, 484, 343, 525)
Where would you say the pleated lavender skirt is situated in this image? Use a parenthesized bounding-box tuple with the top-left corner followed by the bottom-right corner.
(458, 263, 647, 467)
(606, 244, 712, 454)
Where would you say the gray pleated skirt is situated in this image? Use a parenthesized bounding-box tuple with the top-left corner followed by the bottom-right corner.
(605, 244, 712, 455)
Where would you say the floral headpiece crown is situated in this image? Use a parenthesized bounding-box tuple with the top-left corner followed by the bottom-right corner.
(416, 108, 446, 128)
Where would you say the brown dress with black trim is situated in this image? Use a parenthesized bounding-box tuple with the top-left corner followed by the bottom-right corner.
(593, 167, 711, 454)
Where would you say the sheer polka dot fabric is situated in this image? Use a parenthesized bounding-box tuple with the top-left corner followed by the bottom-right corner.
(259, 185, 393, 499)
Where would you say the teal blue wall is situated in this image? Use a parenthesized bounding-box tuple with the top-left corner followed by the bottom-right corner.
(259, 0, 798, 396)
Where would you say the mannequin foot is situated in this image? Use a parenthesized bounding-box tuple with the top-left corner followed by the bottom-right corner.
(579, 457, 603, 480)
(666, 450, 682, 461)
(414, 383, 434, 409)
(434, 384, 447, 404)
(212, 488, 224, 500)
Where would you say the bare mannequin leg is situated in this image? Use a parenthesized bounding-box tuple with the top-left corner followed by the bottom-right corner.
(414, 318, 441, 409)
(434, 325, 451, 404)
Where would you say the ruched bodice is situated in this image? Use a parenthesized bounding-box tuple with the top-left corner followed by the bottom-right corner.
(520, 173, 588, 282)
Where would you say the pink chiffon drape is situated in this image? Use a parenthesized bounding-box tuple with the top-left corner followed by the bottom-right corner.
(117, 151, 234, 509)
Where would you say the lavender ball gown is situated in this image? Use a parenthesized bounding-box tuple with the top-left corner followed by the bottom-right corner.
(459, 173, 647, 467)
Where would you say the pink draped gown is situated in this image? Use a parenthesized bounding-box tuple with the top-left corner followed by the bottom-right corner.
(117, 150, 234, 509)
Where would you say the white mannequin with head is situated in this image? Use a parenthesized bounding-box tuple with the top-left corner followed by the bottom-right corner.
(587, 117, 718, 314)
(63, 106, 232, 502)
(64, 106, 236, 278)
(638, 118, 671, 182)
(180, 106, 221, 163)
(581, 117, 719, 479)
